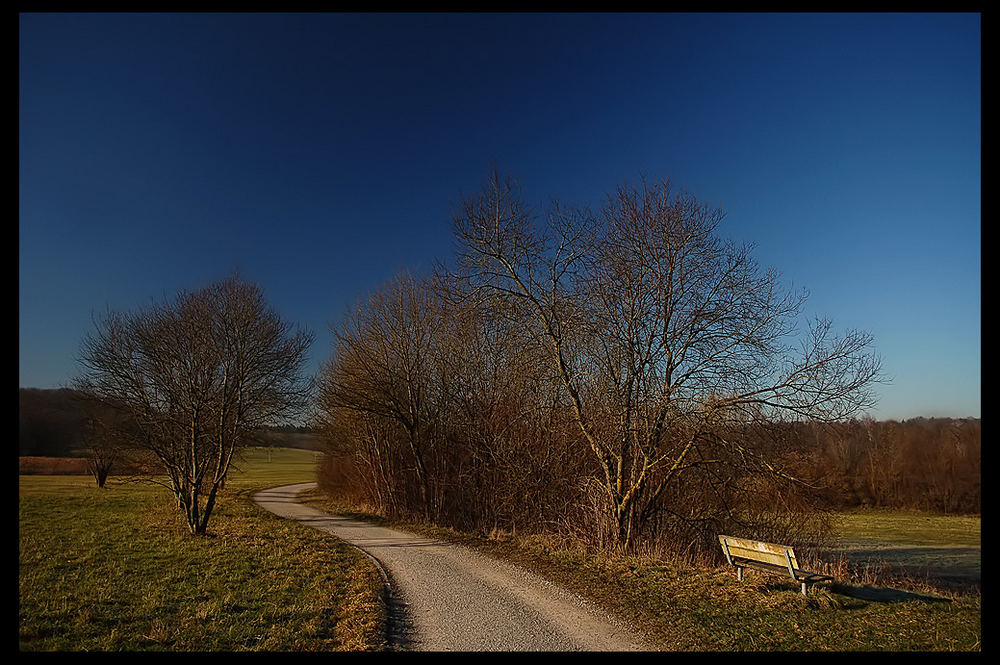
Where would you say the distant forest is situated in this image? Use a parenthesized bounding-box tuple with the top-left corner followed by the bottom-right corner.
(19, 387, 978, 514)
(782, 417, 979, 514)
(18, 388, 323, 459)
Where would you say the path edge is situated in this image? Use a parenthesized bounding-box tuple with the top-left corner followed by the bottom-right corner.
(251, 482, 398, 650)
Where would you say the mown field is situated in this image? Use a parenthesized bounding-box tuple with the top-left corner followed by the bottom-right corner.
(304, 490, 982, 652)
(19, 448, 384, 652)
(830, 509, 981, 585)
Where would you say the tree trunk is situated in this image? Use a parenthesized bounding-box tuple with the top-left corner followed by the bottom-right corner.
(89, 462, 110, 488)
(614, 498, 637, 553)
(408, 426, 433, 522)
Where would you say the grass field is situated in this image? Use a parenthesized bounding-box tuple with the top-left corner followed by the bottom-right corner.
(19, 448, 384, 652)
(830, 509, 981, 585)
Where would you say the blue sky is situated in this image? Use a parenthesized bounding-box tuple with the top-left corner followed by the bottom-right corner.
(19, 13, 980, 420)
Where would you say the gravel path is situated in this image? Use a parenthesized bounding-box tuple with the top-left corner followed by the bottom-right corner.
(253, 482, 652, 652)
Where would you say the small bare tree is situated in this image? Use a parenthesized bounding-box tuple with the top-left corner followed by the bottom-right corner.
(76, 275, 312, 534)
(80, 415, 121, 488)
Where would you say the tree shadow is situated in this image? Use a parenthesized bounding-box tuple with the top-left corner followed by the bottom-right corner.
(382, 576, 419, 651)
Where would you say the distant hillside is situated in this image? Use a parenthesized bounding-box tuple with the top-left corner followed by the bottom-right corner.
(19, 388, 90, 457)
(19, 388, 324, 457)
(247, 428, 325, 451)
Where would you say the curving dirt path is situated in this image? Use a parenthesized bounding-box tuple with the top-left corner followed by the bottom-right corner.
(253, 482, 652, 652)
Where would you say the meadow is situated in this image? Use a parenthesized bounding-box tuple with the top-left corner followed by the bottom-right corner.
(18, 448, 384, 651)
(831, 510, 981, 585)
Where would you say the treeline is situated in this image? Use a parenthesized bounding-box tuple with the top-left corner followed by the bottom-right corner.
(19, 388, 320, 457)
(23, 385, 978, 516)
(318, 411, 980, 554)
(19, 388, 90, 456)
(795, 418, 980, 514)
(248, 428, 325, 451)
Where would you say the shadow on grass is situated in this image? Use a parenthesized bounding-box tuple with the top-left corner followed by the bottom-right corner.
(833, 545, 980, 584)
(750, 579, 949, 605)
(831, 583, 950, 603)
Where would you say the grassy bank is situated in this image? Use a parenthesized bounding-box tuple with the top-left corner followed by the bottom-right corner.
(19, 448, 384, 652)
(302, 490, 981, 652)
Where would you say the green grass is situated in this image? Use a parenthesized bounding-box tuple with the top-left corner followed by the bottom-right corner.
(830, 509, 981, 583)
(19, 448, 384, 652)
(226, 446, 326, 490)
(302, 490, 982, 652)
(833, 509, 981, 547)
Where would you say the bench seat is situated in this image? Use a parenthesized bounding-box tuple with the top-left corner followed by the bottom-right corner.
(719, 535, 833, 595)
(728, 555, 834, 583)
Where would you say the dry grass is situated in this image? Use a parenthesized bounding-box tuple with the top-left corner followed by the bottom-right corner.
(19, 455, 159, 476)
(19, 457, 91, 475)
(19, 448, 384, 652)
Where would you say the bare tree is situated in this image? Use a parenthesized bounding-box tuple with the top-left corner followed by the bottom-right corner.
(80, 415, 120, 488)
(76, 275, 312, 534)
(431, 277, 590, 535)
(317, 273, 446, 522)
(319, 404, 405, 517)
(452, 171, 883, 552)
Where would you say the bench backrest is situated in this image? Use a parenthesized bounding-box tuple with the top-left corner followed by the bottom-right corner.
(718, 535, 799, 570)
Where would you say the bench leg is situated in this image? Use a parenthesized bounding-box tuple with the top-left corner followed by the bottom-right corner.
(737, 567, 743, 582)
(801, 581, 808, 596)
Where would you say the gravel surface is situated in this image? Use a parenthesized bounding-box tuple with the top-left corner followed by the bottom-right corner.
(253, 482, 652, 652)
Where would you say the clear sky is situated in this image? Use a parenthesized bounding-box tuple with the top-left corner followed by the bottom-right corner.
(19, 12, 980, 421)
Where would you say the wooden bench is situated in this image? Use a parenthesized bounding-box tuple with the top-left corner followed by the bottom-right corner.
(718, 535, 833, 596)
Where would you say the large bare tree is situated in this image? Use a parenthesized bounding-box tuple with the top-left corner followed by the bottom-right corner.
(76, 275, 312, 534)
(452, 171, 883, 551)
